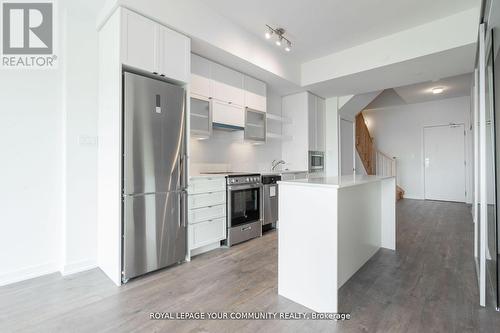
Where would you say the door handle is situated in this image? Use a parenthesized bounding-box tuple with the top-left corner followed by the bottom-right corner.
(180, 190, 187, 228)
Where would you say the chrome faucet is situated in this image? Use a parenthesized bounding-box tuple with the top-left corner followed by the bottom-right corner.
(271, 159, 286, 171)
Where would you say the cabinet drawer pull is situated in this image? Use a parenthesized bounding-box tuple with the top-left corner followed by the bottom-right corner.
(241, 226, 252, 231)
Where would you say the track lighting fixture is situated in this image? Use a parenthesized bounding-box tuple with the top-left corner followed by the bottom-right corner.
(265, 25, 292, 52)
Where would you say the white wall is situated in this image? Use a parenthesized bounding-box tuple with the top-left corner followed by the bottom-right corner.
(0, 13, 66, 284)
(0, 0, 101, 286)
(61, 1, 100, 275)
(0, 70, 63, 285)
(190, 89, 282, 173)
(363, 96, 473, 202)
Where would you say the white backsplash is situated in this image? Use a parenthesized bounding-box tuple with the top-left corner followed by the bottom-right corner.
(189, 129, 281, 173)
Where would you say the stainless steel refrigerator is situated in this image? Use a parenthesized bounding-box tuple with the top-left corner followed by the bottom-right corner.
(122, 71, 187, 283)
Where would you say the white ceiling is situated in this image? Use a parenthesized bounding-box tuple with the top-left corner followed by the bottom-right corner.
(206, 0, 479, 63)
(365, 73, 473, 109)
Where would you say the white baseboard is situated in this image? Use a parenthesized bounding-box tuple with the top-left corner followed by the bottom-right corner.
(190, 242, 220, 257)
(0, 262, 58, 287)
(402, 193, 423, 200)
(61, 259, 97, 276)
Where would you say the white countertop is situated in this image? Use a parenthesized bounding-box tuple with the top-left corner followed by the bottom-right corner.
(189, 173, 228, 179)
(261, 170, 309, 175)
(190, 170, 309, 179)
(279, 175, 394, 189)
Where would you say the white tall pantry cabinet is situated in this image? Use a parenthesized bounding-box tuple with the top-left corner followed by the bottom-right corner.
(98, 7, 190, 286)
(282, 92, 326, 171)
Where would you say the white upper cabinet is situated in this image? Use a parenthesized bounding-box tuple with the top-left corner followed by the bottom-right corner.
(308, 94, 317, 151)
(212, 100, 245, 128)
(191, 54, 211, 97)
(282, 92, 309, 171)
(121, 9, 190, 83)
(121, 10, 157, 73)
(307, 93, 326, 152)
(243, 75, 267, 112)
(316, 97, 326, 152)
(189, 55, 267, 129)
(158, 25, 190, 83)
(210, 62, 244, 106)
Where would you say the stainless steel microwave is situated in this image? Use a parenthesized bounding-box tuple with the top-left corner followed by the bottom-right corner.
(309, 151, 325, 172)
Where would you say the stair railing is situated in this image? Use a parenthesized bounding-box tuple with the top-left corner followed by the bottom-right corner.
(375, 150, 397, 179)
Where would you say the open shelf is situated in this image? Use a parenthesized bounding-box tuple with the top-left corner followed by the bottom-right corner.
(246, 123, 265, 129)
(266, 132, 293, 141)
(266, 113, 292, 124)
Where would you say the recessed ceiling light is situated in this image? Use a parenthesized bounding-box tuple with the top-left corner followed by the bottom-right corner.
(432, 87, 444, 94)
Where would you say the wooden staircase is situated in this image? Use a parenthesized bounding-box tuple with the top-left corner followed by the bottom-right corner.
(355, 112, 405, 201)
(355, 113, 375, 174)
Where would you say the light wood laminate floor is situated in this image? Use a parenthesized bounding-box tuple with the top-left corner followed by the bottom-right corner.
(1, 199, 499, 332)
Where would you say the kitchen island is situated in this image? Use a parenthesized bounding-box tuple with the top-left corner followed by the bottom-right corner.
(278, 175, 396, 312)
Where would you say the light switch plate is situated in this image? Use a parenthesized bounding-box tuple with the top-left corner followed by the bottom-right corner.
(78, 135, 98, 146)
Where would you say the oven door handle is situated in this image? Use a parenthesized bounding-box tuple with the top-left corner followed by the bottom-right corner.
(227, 184, 263, 191)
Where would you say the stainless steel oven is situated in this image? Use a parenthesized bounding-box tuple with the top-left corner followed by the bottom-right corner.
(225, 174, 262, 246)
(309, 151, 325, 172)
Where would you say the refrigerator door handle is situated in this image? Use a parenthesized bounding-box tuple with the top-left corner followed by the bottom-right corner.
(180, 189, 187, 228)
(180, 154, 188, 189)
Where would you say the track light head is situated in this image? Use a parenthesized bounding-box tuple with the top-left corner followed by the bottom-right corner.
(265, 28, 273, 39)
(285, 41, 291, 52)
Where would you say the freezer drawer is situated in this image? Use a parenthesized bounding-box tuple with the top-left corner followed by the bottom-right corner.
(123, 192, 187, 281)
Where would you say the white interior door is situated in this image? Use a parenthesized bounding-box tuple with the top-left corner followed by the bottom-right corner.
(340, 118, 354, 175)
(424, 124, 466, 202)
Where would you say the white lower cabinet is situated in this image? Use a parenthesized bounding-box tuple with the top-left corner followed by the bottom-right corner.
(188, 177, 227, 258)
(189, 177, 226, 194)
(189, 204, 225, 224)
(189, 191, 225, 209)
(189, 217, 226, 250)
